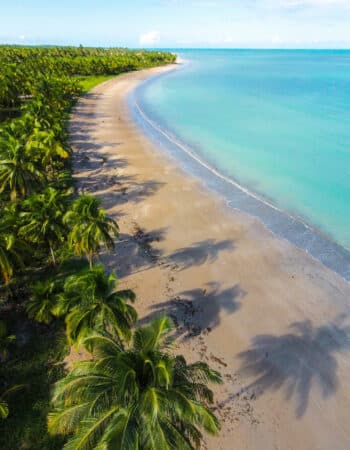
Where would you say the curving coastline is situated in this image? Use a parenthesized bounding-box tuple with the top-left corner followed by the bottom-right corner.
(129, 65, 350, 282)
(70, 65, 350, 450)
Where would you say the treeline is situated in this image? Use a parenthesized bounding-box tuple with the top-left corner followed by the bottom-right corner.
(0, 46, 221, 449)
(0, 46, 176, 108)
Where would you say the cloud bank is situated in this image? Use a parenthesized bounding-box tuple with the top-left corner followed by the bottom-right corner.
(139, 30, 161, 46)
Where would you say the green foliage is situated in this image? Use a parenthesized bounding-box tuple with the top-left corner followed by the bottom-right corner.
(0, 46, 175, 78)
(0, 385, 26, 419)
(0, 315, 68, 449)
(0, 320, 15, 362)
(0, 68, 23, 108)
(65, 195, 119, 268)
(0, 46, 175, 110)
(25, 257, 90, 325)
(0, 45, 221, 450)
(48, 317, 222, 450)
(0, 45, 173, 280)
(19, 187, 70, 265)
(0, 209, 28, 284)
(78, 75, 115, 93)
(26, 279, 59, 324)
(26, 261, 137, 348)
(57, 264, 136, 346)
(0, 397, 9, 419)
(0, 123, 45, 201)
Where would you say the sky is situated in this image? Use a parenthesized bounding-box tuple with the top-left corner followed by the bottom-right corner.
(1, 0, 350, 48)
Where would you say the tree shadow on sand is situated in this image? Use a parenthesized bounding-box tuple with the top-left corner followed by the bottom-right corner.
(104, 233, 236, 281)
(74, 167, 165, 209)
(167, 239, 235, 270)
(101, 227, 167, 277)
(236, 315, 350, 417)
(141, 282, 246, 339)
(74, 153, 127, 173)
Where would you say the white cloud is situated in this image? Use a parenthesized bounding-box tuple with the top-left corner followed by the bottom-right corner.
(268, 0, 350, 7)
(272, 33, 282, 43)
(139, 30, 161, 46)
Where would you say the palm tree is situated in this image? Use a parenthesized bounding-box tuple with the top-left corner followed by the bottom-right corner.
(0, 129, 44, 201)
(21, 99, 65, 139)
(0, 212, 27, 285)
(0, 232, 22, 286)
(25, 257, 90, 325)
(19, 187, 69, 265)
(0, 70, 21, 108)
(64, 195, 119, 268)
(48, 316, 222, 449)
(26, 279, 58, 325)
(57, 264, 136, 346)
(27, 127, 71, 172)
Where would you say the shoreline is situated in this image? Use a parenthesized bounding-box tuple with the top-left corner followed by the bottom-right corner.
(129, 64, 350, 283)
(70, 65, 350, 450)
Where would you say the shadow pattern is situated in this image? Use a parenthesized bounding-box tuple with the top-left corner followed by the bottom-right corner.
(102, 227, 167, 277)
(168, 239, 235, 270)
(142, 282, 246, 339)
(237, 315, 350, 417)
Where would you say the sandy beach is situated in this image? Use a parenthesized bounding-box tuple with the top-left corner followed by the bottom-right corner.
(70, 64, 350, 450)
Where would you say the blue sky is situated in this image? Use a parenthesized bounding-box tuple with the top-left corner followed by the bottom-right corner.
(1, 0, 350, 48)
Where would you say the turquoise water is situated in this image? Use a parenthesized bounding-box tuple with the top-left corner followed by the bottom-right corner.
(138, 50, 350, 251)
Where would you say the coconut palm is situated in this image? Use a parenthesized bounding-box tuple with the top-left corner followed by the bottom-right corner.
(0, 212, 27, 285)
(21, 99, 65, 138)
(0, 232, 23, 286)
(54, 169, 74, 191)
(0, 70, 21, 108)
(48, 316, 221, 450)
(57, 264, 136, 346)
(27, 127, 71, 172)
(64, 195, 119, 268)
(0, 130, 44, 201)
(25, 279, 58, 325)
(25, 257, 90, 324)
(19, 187, 69, 265)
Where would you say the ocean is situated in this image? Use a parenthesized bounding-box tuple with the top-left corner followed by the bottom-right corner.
(129, 49, 350, 279)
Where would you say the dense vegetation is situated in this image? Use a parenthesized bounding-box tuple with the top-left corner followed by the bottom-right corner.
(0, 46, 175, 109)
(0, 46, 221, 449)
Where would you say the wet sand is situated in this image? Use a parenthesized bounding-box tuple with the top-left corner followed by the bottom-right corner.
(70, 64, 350, 450)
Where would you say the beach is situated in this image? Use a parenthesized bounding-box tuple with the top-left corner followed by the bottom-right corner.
(70, 64, 350, 450)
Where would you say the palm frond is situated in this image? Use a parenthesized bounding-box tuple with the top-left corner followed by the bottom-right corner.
(62, 408, 118, 450)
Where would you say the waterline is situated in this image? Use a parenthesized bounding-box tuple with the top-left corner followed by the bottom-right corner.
(127, 60, 350, 282)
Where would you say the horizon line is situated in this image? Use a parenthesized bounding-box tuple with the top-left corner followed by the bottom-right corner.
(1, 43, 350, 51)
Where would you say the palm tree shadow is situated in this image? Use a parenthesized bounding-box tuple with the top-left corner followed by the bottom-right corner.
(141, 282, 246, 339)
(237, 315, 350, 417)
(101, 227, 167, 277)
(167, 239, 235, 270)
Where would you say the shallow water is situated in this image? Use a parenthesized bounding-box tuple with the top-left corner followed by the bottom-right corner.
(129, 49, 350, 280)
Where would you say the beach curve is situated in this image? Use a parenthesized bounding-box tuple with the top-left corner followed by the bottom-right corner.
(129, 64, 350, 282)
(69, 65, 350, 450)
